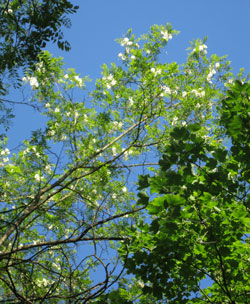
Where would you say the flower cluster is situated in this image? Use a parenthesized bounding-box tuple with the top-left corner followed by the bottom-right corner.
(64, 74, 83, 87)
(120, 37, 133, 47)
(118, 53, 126, 61)
(207, 66, 216, 84)
(113, 121, 123, 129)
(0, 148, 10, 167)
(191, 89, 205, 98)
(34, 173, 44, 182)
(73, 75, 83, 87)
(103, 74, 117, 89)
(22, 76, 39, 90)
(151, 67, 162, 76)
(36, 62, 45, 73)
(192, 44, 208, 55)
(1, 148, 10, 156)
(161, 30, 172, 41)
(160, 85, 172, 96)
(119, 37, 139, 61)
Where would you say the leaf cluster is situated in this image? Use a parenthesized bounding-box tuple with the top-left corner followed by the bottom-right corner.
(121, 84, 250, 303)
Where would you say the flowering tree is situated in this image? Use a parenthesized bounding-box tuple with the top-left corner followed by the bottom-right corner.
(0, 23, 238, 303)
(0, 0, 78, 139)
(0, 0, 78, 75)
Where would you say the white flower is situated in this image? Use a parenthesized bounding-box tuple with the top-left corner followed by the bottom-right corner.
(74, 75, 83, 87)
(104, 74, 117, 89)
(146, 50, 151, 54)
(29, 77, 39, 89)
(111, 194, 117, 199)
(121, 37, 129, 46)
(138, 281, 145, 288)
(22, 76, 28, 82)
(161, 30, 172, 41)
(215, 62, 220, 69)
(34, 174, 41, 182)
(64, 74, 69, 79)
(123, 150, 128, 160)
(121, 37, 132, 46)
(207, 68, 216, 84)
(48, 129, 55, 137)
(111, 147, 117, 156)
(61, 134, 67, 141)
(3, 157, 9, 163)
(23, 148, 29, 155)
(192, 44, 207, 55)
(171, 116, 178, 126)
(182, 91, 187, 98)
(45, 103, 50, 108)
(42, 278, 50, 286)
(191, 89, 205, 98)
(4, 8, 13, 14)
(125, 47, 130, 54)
(200, 90, 205, 97)
(122, 186, 127, 193)
(182, 121, 187, 127)
(74, 111, 79, 119)
(1, 148, 10, 156)
(129, 96, 134, 105)
(54, 107, 60, 113)
(110, 79, 117, 86)
(83, 114, 88, 122)
(52, 262, 60, 270)
(118, 53, 126, 60)
(65, 229, 70, 238)
(199, 44, 207, 53)
(162, 86, 171, 95)
(45, 164, 52, 174)
(113, 121, 123, 129)
(131, 55, 136, 60)
(151, 68, 161, 76)
(36, 62, 44, 73)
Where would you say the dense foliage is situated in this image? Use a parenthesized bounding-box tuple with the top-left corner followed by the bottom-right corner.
(0, 0, 78, 76)
(0, 21, 248, 303)
(120, 80, 250, 303)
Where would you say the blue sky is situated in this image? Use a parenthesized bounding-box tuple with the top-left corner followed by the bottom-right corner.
(8, 0, 250, 146)
(59, 0, 250, 78)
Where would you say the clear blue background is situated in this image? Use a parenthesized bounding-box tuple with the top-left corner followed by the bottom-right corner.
(9, 0, 250, 145)
(61, 0, 250, 78)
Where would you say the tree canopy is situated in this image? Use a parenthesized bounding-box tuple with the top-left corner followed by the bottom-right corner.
(0, 0, 78, 75)
(120, 80, 250, 303)
(0, 22, 249, 303)
(0, 0, 78, 140)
